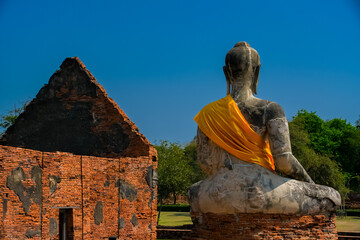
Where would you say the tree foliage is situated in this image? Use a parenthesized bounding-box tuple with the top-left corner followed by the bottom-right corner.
(289, 110, 360, 197)
(183, 138, 207, 184)
(155, 139, 206, 205)
(289, 115, 348, 198)
(0, 102, 28, 136)
(155, 141, 193, 204)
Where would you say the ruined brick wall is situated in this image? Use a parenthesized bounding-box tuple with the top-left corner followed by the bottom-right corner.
(0, 145, 157, 240)
(187, 212, 338, 240)
(0, 57, 158, 239)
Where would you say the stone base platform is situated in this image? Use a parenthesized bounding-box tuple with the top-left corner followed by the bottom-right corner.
(185, 212, 338, 240)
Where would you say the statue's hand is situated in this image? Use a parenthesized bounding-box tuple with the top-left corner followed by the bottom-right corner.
(274, 152, 314, 183)
(303, 171, 314, 184)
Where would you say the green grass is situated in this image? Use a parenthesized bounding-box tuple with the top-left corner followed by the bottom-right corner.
(336, 216, 360, 232)
(158, 211, 192, 226)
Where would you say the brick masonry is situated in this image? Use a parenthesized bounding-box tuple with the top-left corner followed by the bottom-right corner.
(0, 57, 157, 239)
(0, 145, 157, 240)
(186, 212, 338, 240)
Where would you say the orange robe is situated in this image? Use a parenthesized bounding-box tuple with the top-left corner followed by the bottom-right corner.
(194, 95, 275, 173)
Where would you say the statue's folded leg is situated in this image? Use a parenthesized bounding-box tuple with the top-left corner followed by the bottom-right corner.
(188, 165, 341, 215)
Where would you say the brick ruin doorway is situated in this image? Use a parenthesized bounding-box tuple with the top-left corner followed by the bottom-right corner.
(59, 208, 74, 240)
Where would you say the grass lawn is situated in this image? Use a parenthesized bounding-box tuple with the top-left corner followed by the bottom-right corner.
(336, 216, 360, 232)
(158, 211, 192, 226)
(158, 212, 360, 232)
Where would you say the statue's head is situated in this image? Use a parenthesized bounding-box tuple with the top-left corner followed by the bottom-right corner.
(223, 42, 261, 95)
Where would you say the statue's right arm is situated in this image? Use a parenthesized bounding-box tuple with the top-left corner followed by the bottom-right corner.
(196, 128, 213, 175)
(197, 127, 228, 175)
(266, 102, 314, 183)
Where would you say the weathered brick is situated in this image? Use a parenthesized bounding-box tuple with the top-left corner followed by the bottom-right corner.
(186, 212, 338, 240)
(0, 145, 157, 239)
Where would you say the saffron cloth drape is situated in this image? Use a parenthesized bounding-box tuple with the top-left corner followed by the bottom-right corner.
(194, 94, 275, 173)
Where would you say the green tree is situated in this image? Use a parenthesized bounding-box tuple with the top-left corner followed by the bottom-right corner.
(293, 110, 337, 156)
(183, 138, 206, 184)
(337, 128, 360, 192)
(293, 110, 359, 174)
(288, 110, 360, 198)
(289, 116, 349, 198)
(155, 140, 193, 205)
(0, 102, 28, 136)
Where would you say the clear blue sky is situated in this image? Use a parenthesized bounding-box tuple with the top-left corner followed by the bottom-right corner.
(0, 0, 359, 144)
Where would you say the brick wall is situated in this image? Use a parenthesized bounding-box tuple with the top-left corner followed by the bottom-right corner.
(187, 211, 338, 240)
(0, 145, 157, 240)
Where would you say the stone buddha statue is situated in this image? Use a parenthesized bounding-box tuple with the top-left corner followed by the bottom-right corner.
(188, 42, 341, 215)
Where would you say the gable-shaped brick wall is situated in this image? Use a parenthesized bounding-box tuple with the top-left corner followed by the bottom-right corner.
(0, 57, 157, 239)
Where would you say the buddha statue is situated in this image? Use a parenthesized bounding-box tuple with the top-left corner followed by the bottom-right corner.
(188, 42, 341, 215)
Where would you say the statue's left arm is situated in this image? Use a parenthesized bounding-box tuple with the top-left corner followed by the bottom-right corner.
(266, 102, 314, 183)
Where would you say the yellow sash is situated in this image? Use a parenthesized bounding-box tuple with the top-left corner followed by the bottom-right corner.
(194, 95, 275, 173)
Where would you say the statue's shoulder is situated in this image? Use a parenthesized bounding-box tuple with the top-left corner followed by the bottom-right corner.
(265, 101, 286, 122)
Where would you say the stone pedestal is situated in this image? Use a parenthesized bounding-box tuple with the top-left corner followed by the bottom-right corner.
(186, 212, 338, 240)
